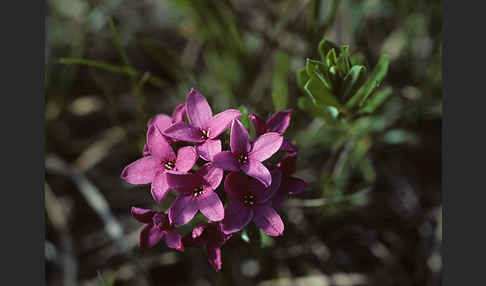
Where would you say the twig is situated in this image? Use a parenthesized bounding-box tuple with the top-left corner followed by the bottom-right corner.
(331, 139, 354, 180)
(45, 155, 151, 286)
(45, 182, 78, 286)
(284, 198, 327, 208)
(58, 58, 167, 90)
(45, 240, 58, 262)
(74, 126, 126, 172)
(45, 155, 127, 251)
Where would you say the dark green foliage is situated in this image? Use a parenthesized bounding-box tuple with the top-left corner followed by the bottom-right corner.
(296, 38, 395, 208)
(298, 38, 390, 117)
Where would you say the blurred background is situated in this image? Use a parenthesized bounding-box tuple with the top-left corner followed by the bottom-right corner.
(45, 0, 442, 285)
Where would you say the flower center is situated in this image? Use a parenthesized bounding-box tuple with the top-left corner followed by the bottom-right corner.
(238, 154, 248, 164)
(153, 213, 170, 230)
(242, 193, 256, 207)
(164, 161, 175, 170)
(200, 129, 210, 140)
(193, 186, 204, 197)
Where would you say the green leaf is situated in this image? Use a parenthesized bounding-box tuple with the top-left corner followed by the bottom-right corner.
(342, 65, 367, 101)
(306, 58, 332, 90)
(271, 50, 290, 111)
(58, 58, 167, 90)
(298, 96, 337, 123)
(304, 77, 340, 108)
(297, 68, 310, 89)
(97, 271, 116, 286)
(359, 87, 392, 114)
(260, 230, 275, 248)
(345, 55, 389, 110)
(238, 105, 250, 129)
(350, 52, 366, 66)
(326, 49, 338, 67)
(241, 231, 250, 243)
(359, 157, 376, 183)
(348, 188, 370, 207)
(336, 46, 351, 77)
(108, 17, 131, 67)
(305, 59, 323, 75)
(382, 129, 419, 145)
(318, 38, 339, 62)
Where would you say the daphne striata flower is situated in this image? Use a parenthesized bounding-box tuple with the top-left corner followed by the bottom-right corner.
(143, 103, 186, 156)
(221, 169, 284, 236)
(166, 163, 224, 225)
(270, 153, 307, 209)
(121, 125, 197, 203)
(131, 207, 184, 251)
(163, 89, 241, 161)
(250, 109, 297, 153)
(183, 222, 231, 271)
(212, 119, 283, 187)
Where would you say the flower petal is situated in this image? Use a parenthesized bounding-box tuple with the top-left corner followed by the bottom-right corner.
(121, 156, 160, 184)
(164, 229, 184, 251)
(285, 177, 307, 195)
(212, 151, 240, 171)
(130, 207, 154, 223)
(149, 114, 172, 131)
(205, 109, 241, 138)
(192, 224, 209, 239)
(186, 88, 212, 128)
(280, 139, 298, 153)
(147, 125, 176, 161)
(166, 172, 203, 195)
(163, 122, 204, 143)
(249, 113, 267, 136)
(241, 159, 272, 187)
(151, 171, 170, 203)
(230, 119, 251, 154)
(249, 132, 283, 162)
(255, 169, 282, 203)
(196, 139, 221, 161)
(278, 153, 297, 176)
(169, 195, 198, 225)
(253, 205, 284, 237)
(271, 191, 287, 209)
(265, 109, 292, 134)
(197, 190, 224, 222)
(140, 224, 166, 248)
(197, 163, 223, 190)
(271, 177, 306, 209)
(142, 143, 150, 156)
(224, 171, 265, 202)
(221, 201, 253, 234)
(171, 103, 186, 123)
(207, 246, 222, 271)
(175, 146, 197, 172)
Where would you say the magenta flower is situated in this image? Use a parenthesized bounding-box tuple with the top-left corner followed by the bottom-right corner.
(271, 153, 307, 209)
(221, 169, 284, 236)
(250, 109, 297, 153)
(121, 125, 197, 203)
(131, 207, 183, 251)
(183, 222, 231, 271)
(163, 89, 241, 161)
(212, 119, 283, 187)
(143, 103, 186, 155)
(166, 163, 224, 225)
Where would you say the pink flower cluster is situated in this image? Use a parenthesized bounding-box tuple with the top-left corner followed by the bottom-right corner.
(121, 89, 306, 271)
